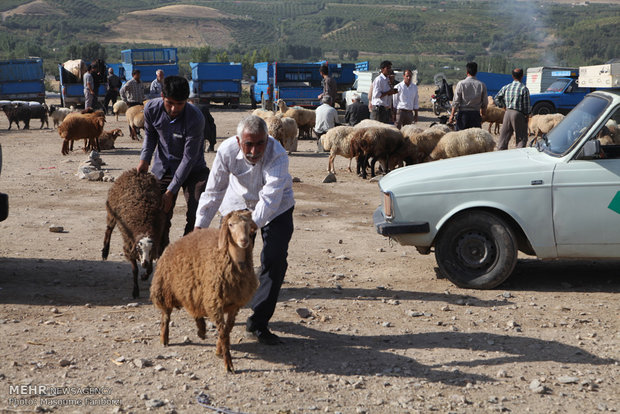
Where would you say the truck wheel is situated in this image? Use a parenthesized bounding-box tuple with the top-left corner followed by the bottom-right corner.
(532, 102, 554, 115)
(435, 210, 517, 289)
(231, 98, 239, 109)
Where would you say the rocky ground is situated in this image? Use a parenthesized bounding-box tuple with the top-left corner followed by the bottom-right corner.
(0, 97, 618, 414)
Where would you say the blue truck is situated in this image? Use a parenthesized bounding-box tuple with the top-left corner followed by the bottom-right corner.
(0, 58, 46, 104)
(528, 76, 594, 115)
(251, 61, 356, 109)
(189, 62, 242, 108)
(121, 48, 179, 96)
(476, 71, 514, 97)
(58, 62, 106, 108)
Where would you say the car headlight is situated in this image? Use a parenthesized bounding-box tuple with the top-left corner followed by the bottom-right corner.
(383, 191, 394, 220)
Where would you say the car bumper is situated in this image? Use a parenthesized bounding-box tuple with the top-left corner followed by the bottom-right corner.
(373, 207, 429, 236)
(0, 193, 7, 222)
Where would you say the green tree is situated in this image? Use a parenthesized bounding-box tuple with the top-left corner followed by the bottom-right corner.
(191, 46, 211, 63)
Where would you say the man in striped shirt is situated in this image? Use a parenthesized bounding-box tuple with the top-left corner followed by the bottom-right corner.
(494, 68, 531, 150)
(120, 69, 145, 107)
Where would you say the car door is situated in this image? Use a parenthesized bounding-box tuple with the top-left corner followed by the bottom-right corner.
(552, 107, 620, 257)
(557, 81, 590, 112)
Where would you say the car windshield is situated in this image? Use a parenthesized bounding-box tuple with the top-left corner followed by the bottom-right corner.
(537, 95, 609, 156)
(545, 79, 570, 92)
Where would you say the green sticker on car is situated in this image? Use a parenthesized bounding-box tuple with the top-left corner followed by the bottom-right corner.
(608, 191, 620, 215)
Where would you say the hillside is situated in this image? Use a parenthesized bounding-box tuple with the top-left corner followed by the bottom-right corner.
(0, 0, 618, 81)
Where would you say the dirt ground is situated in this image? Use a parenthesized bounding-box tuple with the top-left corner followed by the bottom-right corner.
(0, 97, 618, 414)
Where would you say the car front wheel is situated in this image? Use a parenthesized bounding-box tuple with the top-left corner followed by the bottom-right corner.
(435, 211, 517, 289)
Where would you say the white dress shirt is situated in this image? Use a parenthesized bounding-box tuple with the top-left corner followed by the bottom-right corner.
(371, 73, 392, 107)
(195, 136, 295, 229)
(393, 81, 419, 111)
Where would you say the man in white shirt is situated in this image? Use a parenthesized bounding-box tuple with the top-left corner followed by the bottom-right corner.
(195, 115, 295, 345)
(392, 69, 419, 129)
(150, 69, 164, 99)
(370, 60, 397, 124)
(314, 96, 340, 150)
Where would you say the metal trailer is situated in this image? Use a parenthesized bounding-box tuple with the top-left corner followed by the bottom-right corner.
(189, 62, 242, 108)
(0, 58, 46, 104)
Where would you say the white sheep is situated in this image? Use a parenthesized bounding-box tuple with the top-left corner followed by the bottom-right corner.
(427, 128, 496, 161)
(150, 210, 258, 373)
(320, 125, 355, 173)
(48, 105, 72, 128)
(276, 99, 316, 139)
(353, 119, 398, 130)
(126, 105, 144, 140)
(528, 113, 565, 139)
(265, 114, 298, 153)
(113, 101, 128, 121)
(403, 126, 450, 164)
(251, 108, 275, 121)
(597, 119, 620, 145)
(482, 106, 506, 134)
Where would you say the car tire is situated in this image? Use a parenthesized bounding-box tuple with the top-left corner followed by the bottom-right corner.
(435, 210, 517, 289)
(532, 102, 554, 115)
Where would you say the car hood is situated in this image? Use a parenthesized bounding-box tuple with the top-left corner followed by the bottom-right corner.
(379, 148, 554, 192)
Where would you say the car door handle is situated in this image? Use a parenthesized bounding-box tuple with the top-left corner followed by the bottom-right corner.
(531, 180, 544, 185)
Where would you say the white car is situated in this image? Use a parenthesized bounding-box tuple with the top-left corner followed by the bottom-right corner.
(374, 90, 620, 289)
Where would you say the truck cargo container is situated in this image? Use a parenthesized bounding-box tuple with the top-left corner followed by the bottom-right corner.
(58, 62, 106, 108)
(526, 66, 578, 94)
(579, 63, 620, 88)
(476, 71, 514, 97)
(0, 58, 46, 104)
(121, 48, 179, 96)
(189, 62, 242, 108)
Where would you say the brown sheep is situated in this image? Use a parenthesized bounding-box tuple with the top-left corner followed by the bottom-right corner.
(102, 170, 166, 298)
(126, 105, 145, 140)
(58, 111, 106, 155)
(150, 210, 258, 373)
(97, 128, 124, 150)
(349, 126, 404, 179)
(482, 106, 506, 135)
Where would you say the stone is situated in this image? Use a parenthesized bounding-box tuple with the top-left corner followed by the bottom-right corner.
(49, 225, 64, 233)
(557, 376, 579, 384)
(296, 308, 313, 318)
(322, 173, 337, 183)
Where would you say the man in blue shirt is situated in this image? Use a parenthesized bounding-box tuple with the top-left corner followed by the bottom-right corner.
(137, 75, 210, 248)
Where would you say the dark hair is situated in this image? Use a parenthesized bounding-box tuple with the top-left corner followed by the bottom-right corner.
(162, 75, 189, 101)
(512, 68, 524, 81)
(132, 69, 141, 76)
(466, 62, 478, 76)
(320, 65, 329, 75)
(380, 60, 392, 70)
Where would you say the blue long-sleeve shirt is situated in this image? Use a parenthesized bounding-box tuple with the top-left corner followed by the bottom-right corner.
(140, 98, 207, 194)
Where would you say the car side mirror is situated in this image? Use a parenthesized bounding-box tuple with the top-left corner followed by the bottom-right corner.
(580, 139, 600, 160)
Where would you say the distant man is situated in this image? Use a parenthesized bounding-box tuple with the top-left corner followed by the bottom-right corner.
(494, 68, 531, 150)
(318, 65, 337, 107)
(104, 67, 122, 115)
(392, 69, 419, 129)
(314, 95, 340, 150)
(449, 62, 487, 130)
(83, 64, 96, 110)
(370, 60, 397, 124)
(344, 93, 370, 126)
(120, 69, 144, 107)
(150, 69, 164, 99)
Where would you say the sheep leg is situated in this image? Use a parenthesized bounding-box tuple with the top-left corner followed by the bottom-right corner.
(62, 140, 70, 156)
(160, 308, 172, 346)
(195, 317, 206, 340)
(102, 220, 116, 260)
(131, 259, 140, 298)
(222, 308, 239, 373)
(347, 158, 352, 173)
(328, 154, 335, 173)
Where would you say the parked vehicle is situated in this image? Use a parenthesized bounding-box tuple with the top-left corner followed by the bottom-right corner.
(121, 48, 179, 95)
(374, 88, 620, 289)
(0, 143, 7, 223)
(189, 62, 242, 108)
(58, 60, 107, 108)
(529, 77, 594, 115)
(0, 58, 45, 104)
(526, 66, 578, 94)
(476, 71, 514, 97)
(431, 73, 453, 115)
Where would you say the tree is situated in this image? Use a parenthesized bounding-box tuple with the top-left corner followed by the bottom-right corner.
(191, 46, 211, 63)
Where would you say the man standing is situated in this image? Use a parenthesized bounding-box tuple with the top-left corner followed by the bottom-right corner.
(137, 75, 209, 247)
(150, 69, 164, 99)
(494, 68, 531, 150)
(392, 69, 419, 129)
(448, 62, 487, 130)
(370, 60, 397, 124)
(103, 67, 122, 115)
(195, 115, 295, 345)
(318, 65, 337, 107)
(120, 69, 145, 107)
(83, 64, 96, 110)
(344, 93, 370, 126)
(314, 95, 340, 140)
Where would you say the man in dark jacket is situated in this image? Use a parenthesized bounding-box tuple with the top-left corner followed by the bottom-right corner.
(104, 67, 122, 115)
(344, 94, 370, 126)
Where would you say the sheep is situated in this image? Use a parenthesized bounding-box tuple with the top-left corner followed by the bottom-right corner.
(126, 105, 144, 140)
(266, 114, 299, 153)
(2, 104, 31, 130)
(251, 108, 275, 121)
(402, 126, 449, 164)
(597, 119, 620, 145)
(482, 106, 506, 135)
(320, 125, 355, 173)
(276, 99, 315, 139)
(150, 210, 258, 373)
(353, 118, 398, 130)
(349, 126, 404, 179)
(528, 113, 565, 139)
(48, 105, 72, 128)
(21, 103, 48, 129)
(57, 111, 106, 155)
(97, 128, 124, 150)
(102, 169, 166, 298)
(427, 128, 496, 161)
(63, 59, 87, 82)
(113, 100, 128, 121)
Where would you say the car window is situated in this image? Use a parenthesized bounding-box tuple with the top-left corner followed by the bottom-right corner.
(545, 79, 569, 92)
(592, 106, 620, 159)
(543, 95, 609, 156)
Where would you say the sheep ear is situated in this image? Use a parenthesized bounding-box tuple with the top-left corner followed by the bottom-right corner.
(250, 220, 258, 235)
(218, 215, 230, 250)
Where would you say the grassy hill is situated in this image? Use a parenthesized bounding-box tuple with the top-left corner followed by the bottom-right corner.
(0, 0, 618, 83)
